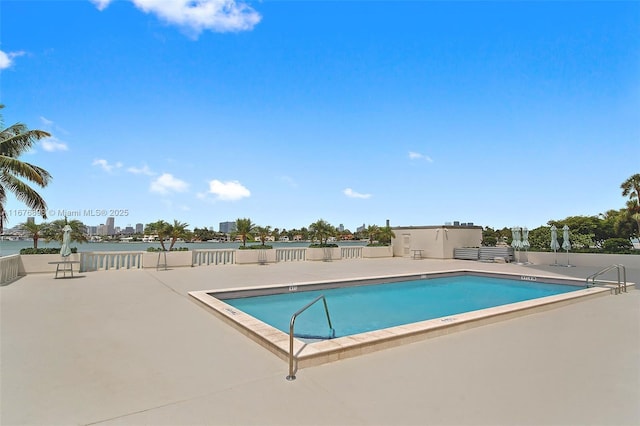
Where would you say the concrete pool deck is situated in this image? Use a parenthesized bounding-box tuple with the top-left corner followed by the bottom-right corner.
(1, 258, 639, 425)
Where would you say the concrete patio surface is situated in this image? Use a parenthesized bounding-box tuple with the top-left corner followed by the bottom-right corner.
(1, 258, 639, 425)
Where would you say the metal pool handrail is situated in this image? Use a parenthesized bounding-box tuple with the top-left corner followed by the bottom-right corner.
(286, 294, 335, 381)
(586, 264, 627, 294)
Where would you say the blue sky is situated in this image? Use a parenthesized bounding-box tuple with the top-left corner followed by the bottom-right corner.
(2, 0, 639, 232)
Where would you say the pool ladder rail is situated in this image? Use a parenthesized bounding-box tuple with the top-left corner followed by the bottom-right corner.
(586, 264, 627, 295)
(286, 294, 335, 381)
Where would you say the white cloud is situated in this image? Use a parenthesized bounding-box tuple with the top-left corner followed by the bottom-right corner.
(91, 0, 111, 11)
(408, 151, 434, 162)
(344, 188, 372, 199)
(92, 0, 261, 35)
(127, 165, 156, 176)
(150, 173, 189, 194)
(0, 49, 25, 70)
(92, 159, 123, 172)
(40, 137, 68, 152)
(204, 179, 250, 201)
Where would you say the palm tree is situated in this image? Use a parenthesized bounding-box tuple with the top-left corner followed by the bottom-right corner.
(365, 225, 380, 244)
(167, 219, 189, 250)
(43, 218, 88, 245)
(20, 220, 46, 249)
(235, 218, 255, 247)
(309, 219, 335, 245)
(145, 220, 171, 251)
(0, 105, 52, 234)
(378, 225, 396, 246)
(254, 225, 272, 246)
(621, 174, 640, 237)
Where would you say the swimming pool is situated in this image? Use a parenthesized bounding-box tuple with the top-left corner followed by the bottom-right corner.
(189, 271, 610, 369)
(223, 275, 583, 339)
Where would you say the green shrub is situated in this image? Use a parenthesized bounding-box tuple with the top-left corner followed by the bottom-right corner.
(309, 243, 338, 248)
(481, 236, 497, 247)
(602, 238, 633, 253)
(146, 247, 189, 252)
(239, 244, 273, 250)
(366, 242, 389, 247)
(20, 247, 78, 255)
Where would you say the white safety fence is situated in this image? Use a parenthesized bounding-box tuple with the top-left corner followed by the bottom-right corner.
(341, 246, 363, 259)
(191, 249, 235, 266)
(276, 248, 307, 262)
(80, 252, 144, 272)
(1, 254, 21, 285)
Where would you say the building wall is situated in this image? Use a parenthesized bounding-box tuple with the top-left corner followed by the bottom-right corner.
(391, 226, 482, 259)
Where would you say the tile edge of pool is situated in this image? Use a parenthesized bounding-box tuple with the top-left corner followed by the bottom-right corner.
(187, 270, 623, 369)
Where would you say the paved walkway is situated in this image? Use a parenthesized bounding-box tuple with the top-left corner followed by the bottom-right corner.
(1, 258, 638, 425)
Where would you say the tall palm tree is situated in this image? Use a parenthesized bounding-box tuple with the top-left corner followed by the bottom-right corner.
(621, 174, 640, 237)
(378, 225, 396, 246)
(0, 105, 52, 234)
(145, 220, 171, 251)
(167, 219, 189, 250)
(365, 225, 380, 244)
(44, 218, 88, 245)
(235, 218, 255, 247)
(309, 219, 335, 245)
(20, 220, 46, 249)
(254, 225, 272, 246)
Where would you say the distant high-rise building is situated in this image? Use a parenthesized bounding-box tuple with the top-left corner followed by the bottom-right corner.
(338, 224, 344, 232)
(106, 217, 115, 236)
(136, 223, 144, 233)
(27, 217, 35, 224)
(98, 224, 108, 236)
(219, 221, 237, 234)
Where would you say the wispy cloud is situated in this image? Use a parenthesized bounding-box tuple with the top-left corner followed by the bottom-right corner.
(280, 175, 298, 188)
(150, 173, 189, 194)
(91, 0, 261, 36)
(0, 49, 25, 70)
(39, 116, 54, 126)
(41, 136, 68, 152)
(92, 159, 123, 173)
(408, 151, 434, 162)
(127, 165, 156, 176)
(344, 188, 372, 199)
(200, 179, 251, 201)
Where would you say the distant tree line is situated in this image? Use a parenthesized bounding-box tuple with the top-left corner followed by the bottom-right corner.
(482, 174, 640, 254)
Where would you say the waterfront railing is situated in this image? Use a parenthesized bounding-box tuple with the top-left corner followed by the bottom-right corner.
(341, 246, 363, 259)
(276, 248, 307, 262)
(1, 254, 21, 285)
(80, 252, 144, 272)
(191, 249, 235, 266)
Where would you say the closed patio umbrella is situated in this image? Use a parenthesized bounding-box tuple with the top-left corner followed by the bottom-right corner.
(511, 227, 522, 263)
(60, 224, 72, 258)
(521, 227, 530, 264)
(562, 225, 572, 267)
(550, 225, 560, 265)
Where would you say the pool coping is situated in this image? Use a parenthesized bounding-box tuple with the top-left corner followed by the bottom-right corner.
(188, 269, 626, 369)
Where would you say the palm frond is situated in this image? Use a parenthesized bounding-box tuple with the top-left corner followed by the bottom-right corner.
(0, 156, 52, 186)
(0, 127, 51, 156)
(0, 173, 48, 215)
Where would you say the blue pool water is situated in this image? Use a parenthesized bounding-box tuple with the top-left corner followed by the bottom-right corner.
(223, 275, 583, 339)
